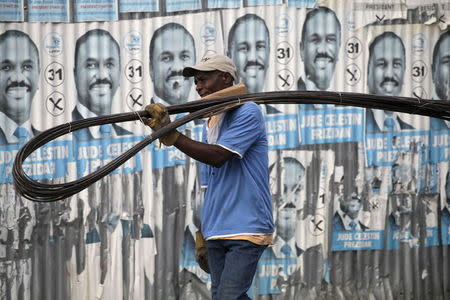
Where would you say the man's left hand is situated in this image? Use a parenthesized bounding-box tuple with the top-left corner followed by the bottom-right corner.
(143, 103, 180, 146)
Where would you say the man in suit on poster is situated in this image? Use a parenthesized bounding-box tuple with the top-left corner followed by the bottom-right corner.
(297, 6, 341, 110)
(149, 22, 196, 106)
(0, 30, 41, 298)
(333, 193, 369, 231)
(73, 29, 131, 139)
(445, 169, 450, 213)
(269, 158, 306, 259)
(366, 31, 414, 133)
(228, 14, 280, 114)
(0, 30, 40, 145)
(148, 23, 197, 295)
(260, 156, 305, 295)
(430, 30, 450, 130)
(441, 169, 450, 244)
(391, 161, 416, 194)
(72, 29, 147, 294)
(227, 14, 269, 95)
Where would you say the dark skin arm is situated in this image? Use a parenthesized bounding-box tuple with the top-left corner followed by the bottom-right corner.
(174, 134, 234, 168)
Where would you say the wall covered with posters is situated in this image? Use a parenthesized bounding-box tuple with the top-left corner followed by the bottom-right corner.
(0, 0, 449, 299)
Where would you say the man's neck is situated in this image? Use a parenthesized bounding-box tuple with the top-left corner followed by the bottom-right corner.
(76, 101, 99, 119)
(8, 112, 29, 126)
(0, 110, 32, 143)
(304, 75, 332, 92)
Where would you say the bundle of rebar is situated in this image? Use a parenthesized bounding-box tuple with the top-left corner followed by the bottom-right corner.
(12, 90, 450, 202)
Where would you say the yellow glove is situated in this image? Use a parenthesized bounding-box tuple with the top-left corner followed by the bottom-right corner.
(143, 103, 180, 146)
(195, 231, 210, 274)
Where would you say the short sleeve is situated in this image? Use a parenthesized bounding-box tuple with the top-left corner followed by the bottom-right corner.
(216, 102, 263, 158)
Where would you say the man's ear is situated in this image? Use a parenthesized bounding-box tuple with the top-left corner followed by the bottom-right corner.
(431, 63, 437, 84)
(149, 62, 154, 81)
(299, 41, 304, 61)
(227, 45, 233, 59)
(223, 73, 233, 85)
(73, 67, 78, 87)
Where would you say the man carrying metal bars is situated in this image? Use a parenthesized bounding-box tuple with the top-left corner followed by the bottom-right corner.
(143, 54, 274, 299)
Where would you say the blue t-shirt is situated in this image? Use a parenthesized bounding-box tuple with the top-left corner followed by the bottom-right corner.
(200, 102, 274, 239)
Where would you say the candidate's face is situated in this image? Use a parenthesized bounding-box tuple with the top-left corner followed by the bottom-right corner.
(276, 205, 296, 242)
(346, 199, 362, 219)
(392, 163, 412, 187)
(365, 166, 376, 182)
(229, 19, 269, 93)
(433, 35, 450, 100)
(281, 160, 305, 205)
(399, 196, 412, 214)
(150, 29, 195, 105)
(0, 35, 39, 124)
(368, 36, 405, 96)
(74, 34, 120, 116)
(365, 165, 381, 189)
(300, 12, 341, 90)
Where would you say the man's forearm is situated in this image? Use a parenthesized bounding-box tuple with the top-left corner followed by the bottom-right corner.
(174, 134, 232, 168)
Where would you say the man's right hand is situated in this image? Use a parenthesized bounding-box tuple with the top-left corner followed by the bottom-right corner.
(195, 231, 210, 273)
(143, 103, 180, 146)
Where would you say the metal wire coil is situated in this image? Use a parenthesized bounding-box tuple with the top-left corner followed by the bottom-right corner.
(12, 91, 450, 202)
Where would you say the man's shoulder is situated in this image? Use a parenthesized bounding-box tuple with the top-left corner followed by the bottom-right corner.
(265, 104, 281, 114)
(359, 221, 369, 231)
(0, 127, 7, 145)
(71, 108, 93, 140)
(113, 124, 133, 136)
(332, 212, 345, 230)
(365, 109, 381, 133)
(31, 126, 41, 137)
(237, 101, 262, 114)
(72, 108, 82, 121)
(431, 118, 448, 130)
(397, 117, 415, 130)
(233, 102, 265, 124)
(297, 77, 307, 91)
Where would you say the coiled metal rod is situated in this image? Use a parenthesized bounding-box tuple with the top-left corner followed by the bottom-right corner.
(12, 91, 450, 202)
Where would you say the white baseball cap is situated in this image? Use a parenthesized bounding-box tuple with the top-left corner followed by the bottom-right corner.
(183, 54, 237, 81)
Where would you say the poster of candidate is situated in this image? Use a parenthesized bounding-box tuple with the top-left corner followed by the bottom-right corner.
(0, 1, 450, 298)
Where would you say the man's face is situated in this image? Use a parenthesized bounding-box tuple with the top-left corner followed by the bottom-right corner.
(392, 165, 400, 187)
(74, 34, 120, 116)
(300, 12, 341, 90)
(276, 204, 296, 242)
(0, 35, 39, 124)
(281, 160, 305, 205)
(346, 199, 362, 220)
(194, 71, 230, 98)
(365, 165, 381, 189)
(368, 36, 405, 96)
(229, 19, 269, 93)
(392, 163, 412, 187)
(432, 35, 450, 100)
(365, 166, 376, 182)
(150, 29, 195, 105)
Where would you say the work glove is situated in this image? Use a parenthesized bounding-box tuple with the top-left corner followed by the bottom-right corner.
(143, 103, 180, 146)
(195, 231, 210, 274)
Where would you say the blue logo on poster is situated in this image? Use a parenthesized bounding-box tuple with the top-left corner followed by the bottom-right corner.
(44, 32, 63, 57)
(276, 14, 291, 37)
(345, 16, 356, 32)
(201, 22, 216, 45)
(412, 33, 426, 56)
(124, 30, 142, 55)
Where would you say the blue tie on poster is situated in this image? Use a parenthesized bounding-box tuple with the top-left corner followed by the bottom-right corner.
(14, 127, 29, 143)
